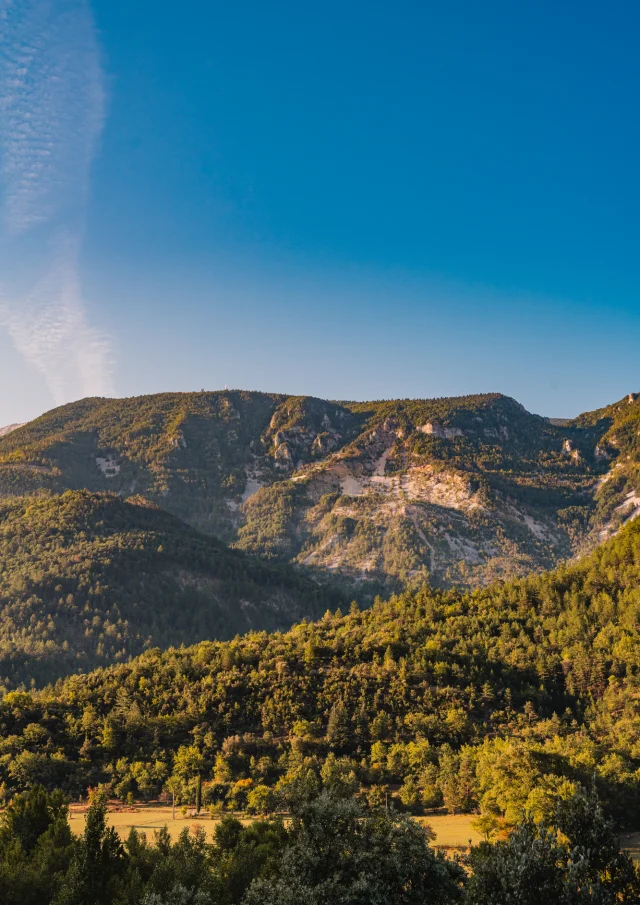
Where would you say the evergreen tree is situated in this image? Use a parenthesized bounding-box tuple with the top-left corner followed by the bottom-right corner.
(57, 792, 125, 905)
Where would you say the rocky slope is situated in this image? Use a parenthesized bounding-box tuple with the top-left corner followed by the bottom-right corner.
(0, 389, 638, 593)
(570, 392, 640, 544)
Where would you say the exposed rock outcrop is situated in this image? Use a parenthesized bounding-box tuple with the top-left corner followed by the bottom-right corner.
(418, 422, 464, 439)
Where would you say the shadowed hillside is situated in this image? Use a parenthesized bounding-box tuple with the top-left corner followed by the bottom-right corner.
(0, 490, 342, 686)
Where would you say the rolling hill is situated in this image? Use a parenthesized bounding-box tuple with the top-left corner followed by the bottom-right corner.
(0, 490, 341, 687)
(0, 389, 638, 593)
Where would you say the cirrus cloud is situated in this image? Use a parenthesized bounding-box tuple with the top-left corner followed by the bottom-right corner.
(0, 0, 113, 405)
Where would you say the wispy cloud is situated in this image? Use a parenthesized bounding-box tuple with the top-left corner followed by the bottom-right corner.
(0, 0, 113, 405)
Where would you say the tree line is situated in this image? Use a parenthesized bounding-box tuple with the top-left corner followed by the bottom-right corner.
(1, 783, 638, 905)
(1, 516, 640, 832)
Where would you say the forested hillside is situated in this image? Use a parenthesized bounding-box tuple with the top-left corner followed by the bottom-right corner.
(0, 491, 341, 687)
(2, 516, 640, 828)
(1, 389, 638, 592)
(0, 392, 293, 538)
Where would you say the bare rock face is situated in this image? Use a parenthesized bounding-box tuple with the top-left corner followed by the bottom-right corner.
(418, 422, 464, 439)
(96, 456, 121, 478)
(262, 397, 356, 471)
(274, 442, 293, 466)
(312, 433, 339, 454)
(561, 439, 581, 462)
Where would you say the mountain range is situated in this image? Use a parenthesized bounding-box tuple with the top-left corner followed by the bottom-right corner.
(1, 386, 640, 833)
(1, 389, 638, 592)
(0, 387, 638, 687)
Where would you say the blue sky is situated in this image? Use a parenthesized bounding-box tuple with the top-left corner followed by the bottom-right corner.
(1, 0, 638, 425)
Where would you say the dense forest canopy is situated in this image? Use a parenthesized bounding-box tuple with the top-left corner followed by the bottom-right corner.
(1, 516, 640, 830)
(0, 491, 342, 687)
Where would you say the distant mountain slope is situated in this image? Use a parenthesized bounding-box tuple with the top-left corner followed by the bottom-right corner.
(0, 389, 638, 592)
(234, 391, 639, 589)
(0, 423, 24, 437)
(0, 490, 341, 687)
(236, 394, 587, 588)
(0, 392, 363, 538)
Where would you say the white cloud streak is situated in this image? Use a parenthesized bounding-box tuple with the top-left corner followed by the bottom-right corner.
(0, 0, 113, 405)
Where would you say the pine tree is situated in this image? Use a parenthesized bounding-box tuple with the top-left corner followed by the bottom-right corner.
(57, 792, 125, 905)
(326, 700, 349, 748)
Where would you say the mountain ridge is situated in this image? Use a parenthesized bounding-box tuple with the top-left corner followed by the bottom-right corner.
(0, 423, 24, 438)
(0, 388, 638, 593)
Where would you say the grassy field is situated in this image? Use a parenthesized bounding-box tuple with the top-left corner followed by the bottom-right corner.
(419, 814, 480, 848)
(69, 804, 480, 849)
(68, 806, 640, 861)
(69, 804, 249, 842)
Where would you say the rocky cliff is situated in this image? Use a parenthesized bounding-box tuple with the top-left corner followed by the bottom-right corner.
(1, 389, 638, 593)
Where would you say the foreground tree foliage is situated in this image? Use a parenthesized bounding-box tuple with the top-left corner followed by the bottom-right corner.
(0, 786, 74, 905)
(0, 786, 637, 905)
(243, 791, 464, 905)
(466, 790, 640, 904)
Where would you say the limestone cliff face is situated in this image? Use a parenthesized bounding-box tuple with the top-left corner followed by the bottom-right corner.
(262, 397, 358, 470)
(236, 394, 577, 591)
(1, 389, 638, 594)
